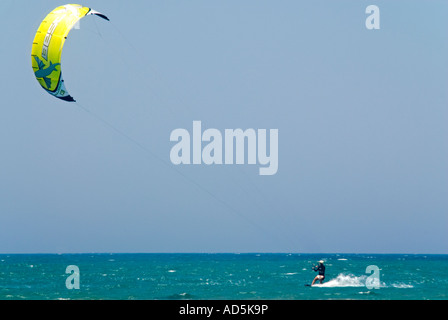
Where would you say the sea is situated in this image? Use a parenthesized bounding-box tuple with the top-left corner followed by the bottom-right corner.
(0, 253, 446, 300)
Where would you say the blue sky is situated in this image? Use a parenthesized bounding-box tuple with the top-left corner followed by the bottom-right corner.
(0, 0, 447, 253)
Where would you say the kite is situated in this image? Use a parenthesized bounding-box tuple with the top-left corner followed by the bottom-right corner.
(31, 4, 109, 102)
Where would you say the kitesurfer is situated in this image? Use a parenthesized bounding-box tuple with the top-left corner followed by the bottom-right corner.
(311, 260, 325, 285)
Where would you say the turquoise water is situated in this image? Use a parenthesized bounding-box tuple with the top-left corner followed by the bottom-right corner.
(0, 253, 446, 300)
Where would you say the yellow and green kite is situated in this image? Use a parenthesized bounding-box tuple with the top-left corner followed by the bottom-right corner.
(31, 4, 109, 102)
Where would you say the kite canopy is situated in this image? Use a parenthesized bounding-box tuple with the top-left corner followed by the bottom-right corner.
(31, 4, 109, 102)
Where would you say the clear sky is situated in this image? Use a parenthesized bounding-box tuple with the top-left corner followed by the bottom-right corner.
(0, 0, 446, 253)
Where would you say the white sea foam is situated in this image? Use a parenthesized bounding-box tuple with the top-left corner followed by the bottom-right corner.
(391, 283, 414, 288)
(314, 273, 413, 289)
(314, 274, 367, 288)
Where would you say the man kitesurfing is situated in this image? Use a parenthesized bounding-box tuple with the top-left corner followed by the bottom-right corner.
(311, 260, 326, 285)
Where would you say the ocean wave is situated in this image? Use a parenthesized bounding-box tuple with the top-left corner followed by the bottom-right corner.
(315, 274, 367, 288)
(314, 273, 414, 289)
(391, 283, 414, 289)
(282, 272, 298, 276)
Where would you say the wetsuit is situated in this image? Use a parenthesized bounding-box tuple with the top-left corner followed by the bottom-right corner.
(313, 264, 325, 279)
